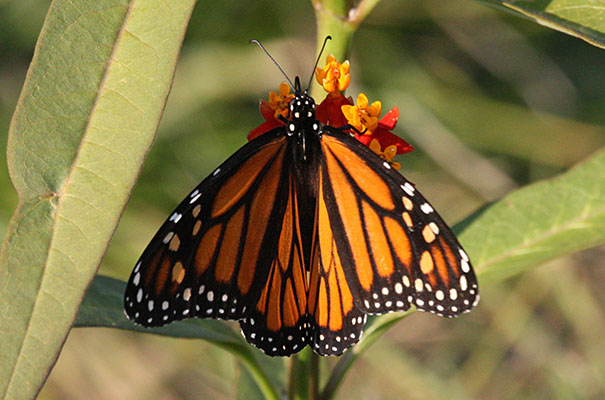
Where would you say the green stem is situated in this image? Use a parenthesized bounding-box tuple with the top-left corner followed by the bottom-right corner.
(292, 1, 386, 399)
(310, 0, 383, 98)
(289, 347, 315, 399)
(230, 345, 280, 400)
(349, 0, 383, 26)
(320, 311, 414, 400)
(310, 352, 320, 400)
(310, 0, 355, 98)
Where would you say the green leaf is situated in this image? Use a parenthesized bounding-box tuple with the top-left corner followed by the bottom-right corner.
(320, 312, 413, 400)
(0, 1, 196, 398)
(76, 276, 243, 344)
(461, 147, 605, 282)
(77, 276, 282, 400)
(480, 0, 605, 49)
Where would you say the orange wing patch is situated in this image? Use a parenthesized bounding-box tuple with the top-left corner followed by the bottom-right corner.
(322, 145, 374, 291)
(237, 146, 286, 295)
(308, 168, 365, 356)
(318, 130, 478, 321)
(324, 139, 394, 211)
(215, 207, 245, 283)
(211, 140, 284, 217)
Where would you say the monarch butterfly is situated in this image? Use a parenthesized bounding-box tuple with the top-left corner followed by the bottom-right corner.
(124, 41, 479, 357)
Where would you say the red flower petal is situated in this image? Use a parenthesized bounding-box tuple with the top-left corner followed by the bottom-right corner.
(248, 120, 282, 141)
(259, 99, 275, 121)
(378, 106, 399, 130)
(355, 106, 413, 154)
(316, 93, 353, 128)
(356, 128, 414, 155)
(248, 100, 286, 141)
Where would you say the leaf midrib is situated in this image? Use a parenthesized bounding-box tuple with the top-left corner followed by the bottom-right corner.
(477, 201, 605, 275)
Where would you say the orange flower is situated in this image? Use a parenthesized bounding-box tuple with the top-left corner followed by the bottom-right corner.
(369, 139, 401, 170)
(248, 83, 294, 141)
(341, 93, 382, 133)
(268, 82, 294, 119)
(249, 59, 413, 162)
(315, 55, 351, 94)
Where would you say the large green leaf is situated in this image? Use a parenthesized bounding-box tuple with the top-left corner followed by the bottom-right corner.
(76, 275, 282, 400)
(0, 1, 196, 398)
(481, 0, 605, 49)
(76, 276, 242, 344)
(461, 147, 605, 282)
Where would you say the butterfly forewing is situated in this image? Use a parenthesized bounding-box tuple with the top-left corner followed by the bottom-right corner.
(124, 130, 292, 326)
(319, 128, 478, 317)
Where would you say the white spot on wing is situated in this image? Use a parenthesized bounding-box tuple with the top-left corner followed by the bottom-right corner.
(461, 258, 471, 273)
(460, 275, 468, 291)
(402, 182, 415, 196)
(420, 203, 434, 214)
(394, 283, 403, 294)
(163, 232, 174, 244)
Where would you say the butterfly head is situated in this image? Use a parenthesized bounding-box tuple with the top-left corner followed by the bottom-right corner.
(289, 85, 316, 122)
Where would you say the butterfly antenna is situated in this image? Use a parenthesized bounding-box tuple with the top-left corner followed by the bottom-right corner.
(306, 35, 332, 91)
(250, 39, 295, 89)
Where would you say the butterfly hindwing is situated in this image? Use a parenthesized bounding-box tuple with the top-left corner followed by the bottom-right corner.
(319, 128, 479, 317)
(239, 173, 311, 356)
(124, 129, 293, 327)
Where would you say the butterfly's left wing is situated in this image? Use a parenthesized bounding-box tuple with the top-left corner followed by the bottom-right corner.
(318, 128, 479, 318)
(124, 129, 296, 327)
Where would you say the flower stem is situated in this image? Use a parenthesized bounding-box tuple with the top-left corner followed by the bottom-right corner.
(311, 0, 355, 98)
(289, 347, 314, 399)
(319, 311, 412, 400)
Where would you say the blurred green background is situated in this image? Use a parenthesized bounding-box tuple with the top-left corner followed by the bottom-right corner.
(1, 0, 604, 399)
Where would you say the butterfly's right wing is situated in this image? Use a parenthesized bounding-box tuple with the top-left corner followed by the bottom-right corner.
(314, 128, 478, 324)
(124, 129, 292, 327)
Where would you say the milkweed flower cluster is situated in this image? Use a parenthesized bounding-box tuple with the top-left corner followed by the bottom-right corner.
(248, 55, 414, 169)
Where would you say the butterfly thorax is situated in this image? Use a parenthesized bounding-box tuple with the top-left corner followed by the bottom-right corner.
(287, 91, 322, 162)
